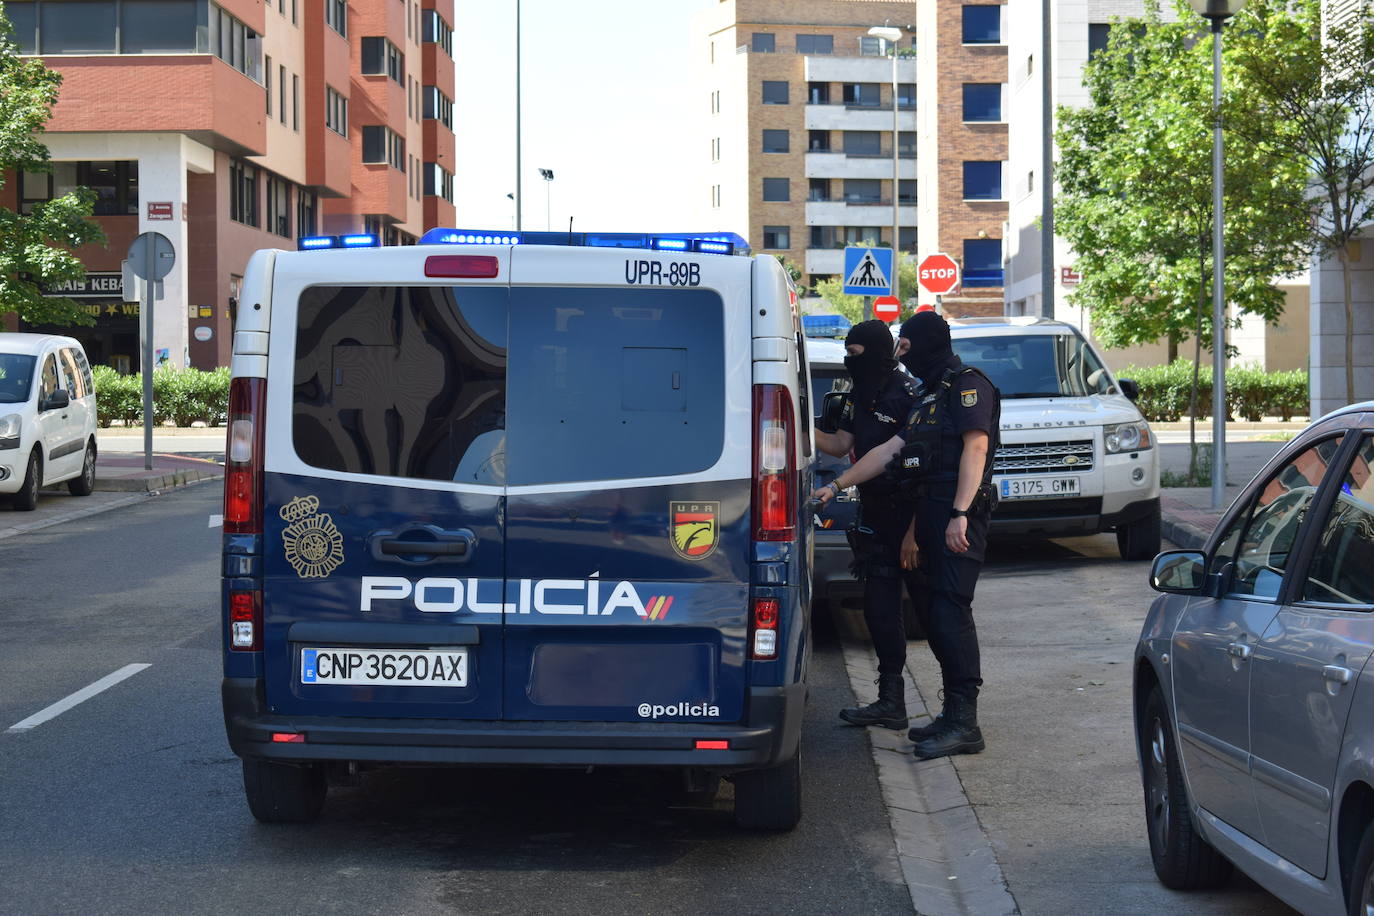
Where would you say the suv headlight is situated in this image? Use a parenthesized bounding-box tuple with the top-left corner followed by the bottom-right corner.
(1104, 420, 1153, 454)
(0, 413, 20, 449)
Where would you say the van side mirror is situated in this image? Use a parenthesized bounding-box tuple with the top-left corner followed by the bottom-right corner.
(1118, 378, 1140, 402)
(1150, 550, 1207, 595)
(41, 389, 70, 411)
(816, 390, 849, 434)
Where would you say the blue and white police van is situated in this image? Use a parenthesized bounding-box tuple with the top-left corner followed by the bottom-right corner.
(220, 229, 816, 829)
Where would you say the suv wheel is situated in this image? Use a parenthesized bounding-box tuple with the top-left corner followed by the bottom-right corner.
(732, 751, 801, 830)
(1117, 507, 1162, 561)
(67, 441, 96, 496)
(12, 451, 41, 511)
(1139, 686, 1231, 888)
(242, 759, 327, 823)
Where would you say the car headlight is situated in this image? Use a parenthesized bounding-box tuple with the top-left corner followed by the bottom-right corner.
(1104, 420, 1153, 454)
(0, 413, 20, 448)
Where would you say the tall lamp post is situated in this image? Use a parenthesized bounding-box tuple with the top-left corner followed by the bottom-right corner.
(1189, 0, 1246, 511)
(869, 25, 904, 307)
(538, 168, 555, 231)
(513, 0, 523, 230)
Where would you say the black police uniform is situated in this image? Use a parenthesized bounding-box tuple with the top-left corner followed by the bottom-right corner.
(837, 368, 921, 682)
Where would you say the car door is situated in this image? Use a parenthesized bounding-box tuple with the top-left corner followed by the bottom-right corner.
(1249, 429, 1374, 878)
(33, 350, 81, 480)
(1171, 433, 1347, 843)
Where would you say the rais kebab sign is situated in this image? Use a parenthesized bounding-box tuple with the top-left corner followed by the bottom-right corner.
(37, 272, 124, 299)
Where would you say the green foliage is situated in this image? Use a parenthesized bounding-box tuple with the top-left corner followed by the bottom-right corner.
(1120, 360, 1309, 422)
(91, 365, 230, 428)
(1054, 0, 1311, 355)
(1161, 444, 1213, 488)
(0, 3, 106, 326)
(813, 248, 919, 324)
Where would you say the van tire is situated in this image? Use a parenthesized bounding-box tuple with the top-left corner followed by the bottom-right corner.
(13, 451, 41, 511)
(242, 759, 327, 823)
(1117, 508, 1162, 561)
(732, 752, 801, 830)
(67, 441, 96, 496)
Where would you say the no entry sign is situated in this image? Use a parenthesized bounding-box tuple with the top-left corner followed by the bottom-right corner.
(873, 295, 901, 322)
(917, 253, 960, 296)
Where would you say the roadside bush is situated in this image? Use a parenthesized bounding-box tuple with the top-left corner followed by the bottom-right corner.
(1119, 359, 1308, 423)
(92, 365, 230, 427)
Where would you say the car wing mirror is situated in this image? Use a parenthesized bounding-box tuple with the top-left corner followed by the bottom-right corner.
(816, 390, 849, 434)
(1118, 378, 1140, 402)
(42, 389, 70, 411)
(1149, 549, 1207, 595)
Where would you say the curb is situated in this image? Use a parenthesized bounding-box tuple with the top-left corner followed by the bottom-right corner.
(94, 469, 224, 493)
(1160, 513, 1210, 550)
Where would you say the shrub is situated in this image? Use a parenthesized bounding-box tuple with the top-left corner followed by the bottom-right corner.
(91, 365, 230, 427)
(1119, 359, 1308, 423)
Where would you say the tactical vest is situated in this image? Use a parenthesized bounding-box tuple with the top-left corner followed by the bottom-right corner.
(891, 365, 1000, 495)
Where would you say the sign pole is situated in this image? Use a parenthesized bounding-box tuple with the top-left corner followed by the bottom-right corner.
(142, 239, 155, 470)
(864, 296, 872, 322)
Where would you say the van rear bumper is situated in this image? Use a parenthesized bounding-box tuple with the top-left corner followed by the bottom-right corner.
(222, 678, 804, 771)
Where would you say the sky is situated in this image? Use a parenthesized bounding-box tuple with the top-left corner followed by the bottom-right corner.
(453, 0, 704, 234)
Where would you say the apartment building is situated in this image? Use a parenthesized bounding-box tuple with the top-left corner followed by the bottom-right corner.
(693, 0, 918, 297)
(1, 0, 456, 370)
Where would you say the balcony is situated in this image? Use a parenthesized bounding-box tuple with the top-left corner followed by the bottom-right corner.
(805, 103, 915, 132)
(806, 201, 918, 226)
(804, 55, 917, 84)
(806, 249, 845, 275)
(806, 151, 917, 180)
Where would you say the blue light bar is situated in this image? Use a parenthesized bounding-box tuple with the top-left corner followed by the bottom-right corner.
(340, 233, 380, 248)
(299, 235, 338, 250)
(695, 239, 733, 255)
(651, 237, 691, 251)
(419, 229, 524, 245)
(420, 228, 750, 255)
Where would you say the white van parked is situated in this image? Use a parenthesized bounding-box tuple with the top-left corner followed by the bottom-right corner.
(0, 333, 99, 510)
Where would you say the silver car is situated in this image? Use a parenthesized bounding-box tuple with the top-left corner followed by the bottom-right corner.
(1135, 401, 1374, 914)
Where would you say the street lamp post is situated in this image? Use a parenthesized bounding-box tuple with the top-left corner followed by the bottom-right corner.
(514, 0, 522, 231)
(1189, 0, 1246, 511)
(869, 25, 904, 309)
(538, 168, 555, 231)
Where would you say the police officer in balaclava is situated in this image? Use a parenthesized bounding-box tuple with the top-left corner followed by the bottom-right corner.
(814, 320, 921, 731)
(814, 311, 1000, 759)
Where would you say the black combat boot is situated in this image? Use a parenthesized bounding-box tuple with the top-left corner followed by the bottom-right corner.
(839, 674, 908, 730)
(911, 694, 984, 759)
(907, 690, 946, 741)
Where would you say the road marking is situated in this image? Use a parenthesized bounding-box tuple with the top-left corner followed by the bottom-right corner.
(208, 514, 223, 528)
(6, 664, 151, 733)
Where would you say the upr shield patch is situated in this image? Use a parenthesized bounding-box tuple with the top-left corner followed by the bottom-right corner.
(670, 501, 720, 560)
(961, 389, 978, 407)
(280, 495, 345, 579)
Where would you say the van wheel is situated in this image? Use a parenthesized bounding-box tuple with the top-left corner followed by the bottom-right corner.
(242, 759, 327, 823)
(67, 441, 96, 496)
(1117, 507, 1162, 561)
(1139, 686, 1231, 888)
(12, 451, 41, 511)
(733, 752, 801, 830)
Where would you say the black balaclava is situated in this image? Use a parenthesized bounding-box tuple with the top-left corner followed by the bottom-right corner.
(843, 319, 897, 399)
(898, 311, 957, 384)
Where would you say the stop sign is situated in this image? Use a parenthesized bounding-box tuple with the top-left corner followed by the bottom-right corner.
(918, 253, 961, 295)
(873, 295, 900, 321)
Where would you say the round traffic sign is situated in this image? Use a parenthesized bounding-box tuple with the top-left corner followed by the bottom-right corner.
(873, 295, 901, 322)
(126, 231, 175, 281)
(917, 253, 960, 296)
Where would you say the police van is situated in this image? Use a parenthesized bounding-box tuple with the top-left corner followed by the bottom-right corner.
(220, 229, 815, 830)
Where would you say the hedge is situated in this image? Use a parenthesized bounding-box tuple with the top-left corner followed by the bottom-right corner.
(91, 365, 231, 428)
(1118, 360, 1308, 422)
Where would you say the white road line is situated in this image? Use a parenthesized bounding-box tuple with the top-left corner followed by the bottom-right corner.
(208, 514, 223, 528)
(5, 663, 152, 733)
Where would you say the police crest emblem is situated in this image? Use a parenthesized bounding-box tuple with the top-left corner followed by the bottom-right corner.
(280, 495, 345, 579)
(961, 389, 978, 408)
(670, 501, 720, 560)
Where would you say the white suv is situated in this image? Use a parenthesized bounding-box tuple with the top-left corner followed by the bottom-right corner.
(949, 317, 1160, 560)
(0, 333, 99, 510)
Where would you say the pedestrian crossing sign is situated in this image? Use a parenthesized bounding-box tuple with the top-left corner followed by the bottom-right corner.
(843, 247, 894, 296)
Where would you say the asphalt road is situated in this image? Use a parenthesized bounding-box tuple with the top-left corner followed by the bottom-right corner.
(0, 483, 911, 916)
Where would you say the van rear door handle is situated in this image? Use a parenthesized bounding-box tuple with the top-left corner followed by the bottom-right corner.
(1323, 665, 1353, 685)
(380, 539, 467, 557)
(368, 526, 476, 565)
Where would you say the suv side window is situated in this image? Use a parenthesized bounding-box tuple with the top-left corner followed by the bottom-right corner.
(38, 354, 59, 403)
(1211, 435, 1344, 599)
(1302, 435, 1374, 606)
(291, 285, 509, 484)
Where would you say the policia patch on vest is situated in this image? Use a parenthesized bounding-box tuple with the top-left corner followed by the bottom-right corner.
(961, 389, 978, 408)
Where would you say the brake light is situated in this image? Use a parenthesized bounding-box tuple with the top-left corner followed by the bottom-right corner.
(751, 597, 780, 660)
(229, 589, 262, 651)
(695, 739, 730, 750)
(223, 377, 265, 534)
(271, 732, 305, 743)
(752, 384, 796, 541)
(424, 254, 500, 278)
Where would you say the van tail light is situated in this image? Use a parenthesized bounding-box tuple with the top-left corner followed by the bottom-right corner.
(752, 384, 796, 541)
(750, 597, 780, 660)
(229, 589, 262, 652)
(224, 377, 265, 535)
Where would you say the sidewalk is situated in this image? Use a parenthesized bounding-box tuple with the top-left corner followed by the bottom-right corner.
(94, 451, 224, 493)
(1160, 486, 1243, 549)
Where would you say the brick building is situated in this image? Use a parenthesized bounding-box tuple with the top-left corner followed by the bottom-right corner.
(1, 0, 455, 370)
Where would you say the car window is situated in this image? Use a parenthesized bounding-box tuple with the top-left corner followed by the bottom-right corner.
(1213, 435, 1344, 600)
(0, 354, 36, 404)
(59, 349, 86, 399)
(1302, 435, 1374, 606)
(38, 354, 59, 402)
(951, 333, 1112, 398)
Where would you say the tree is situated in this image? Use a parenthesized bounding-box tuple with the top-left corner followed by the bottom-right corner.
(812, 249, 918, 323)
(1054, 0, 1311, 481)
(1229, 0, 1374, 406)
(0, 5, 104, 327)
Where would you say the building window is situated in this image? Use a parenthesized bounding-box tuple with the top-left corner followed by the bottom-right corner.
(808, 82, 830, 104)
(423, 86, 453, 128)
(18, 160, 138, 216)
(842, 83, 881, 107)
(361, 36, 404, 84)
(761, 80, 788, 105)
(325, 0, 346, 36)
(752, 32, 775, 52)
(796, 34, 833, 54)
(808, 178, 830, 202)
(842, 131, 881, 156)
(810, 226, 837, 249)
(963, 161, 1003, 200)
(963, 5, 1002, 44)
(858, 36, 883, 57)
(762, 178, 789, 202)
(265, 175, 290, 237)
(264, 55, 272, 115)
(326, 86, 348, 135)
(422, 10, 453, 56)
(897, 83, 916, 109)
(762, 129, 789, 153)
(808, 130, 830, 152)
(711, 184, 721, 208)
(278, 64, 286, 124)
(762, 226, 790, 249)
(844, 226, 884, 246)
(209, 4, 262, 80)
(843, 179, 881, 204)
(229, 159, 258, 227)
(424, 163, 455, 203)
(963, 83, 1002, 121)
(899, 227, 917, 252)
(899, 179, 917, 204)
(710, 137, 720, 161)
(296, 188, 317, 236)
(963, 239, 1003, 287)
(899, 131, 916, 157)
(362, 126, 405, 170)
(292, 74, 300, 131)
(1088, 23, 1111, 59)
(1026, 170, 1034, 194)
